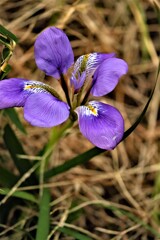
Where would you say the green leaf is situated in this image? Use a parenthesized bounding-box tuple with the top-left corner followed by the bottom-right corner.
(2, 47, 11, 60)
(0, 35, 10, 47)
(0, 188, 38, 203)
(58, 227, 92, 240)
(35, 188, 51, 240)
(3, 124, 37, 185)
(3, 124, 30, 175)
(44, 147, 103, 179)
(0, 166, 18, 187)
(0, 24, 18, 43)
(0, 64, 11, 80)
(4, 108, 26, 134)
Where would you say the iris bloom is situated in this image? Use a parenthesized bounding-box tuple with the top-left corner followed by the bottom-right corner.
(0, 27, 128, 150)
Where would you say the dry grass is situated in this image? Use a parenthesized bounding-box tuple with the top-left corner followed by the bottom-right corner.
(0, 0, 160, 239)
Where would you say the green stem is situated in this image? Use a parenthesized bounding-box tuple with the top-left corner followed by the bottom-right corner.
(35, 188, 51, 240)
(60, 74, 72, 107)
(39, 119, 74, 195)
(43, 119, 74, 162)
(37, 119, 73, 239)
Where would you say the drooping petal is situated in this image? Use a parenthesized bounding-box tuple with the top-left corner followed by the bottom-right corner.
(34, 27, 74, 79)
(0, 78, 69, 127)
(0, 78, 54, 109)
(0, 78, 30, 109)
(24, 93, 70, 127)
(75, 101, 124, 150)
(91, 58, 128, 97)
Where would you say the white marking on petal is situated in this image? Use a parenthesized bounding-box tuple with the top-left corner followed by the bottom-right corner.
(24, 81, 48, 94)
(86, 53, 99, 71)
(74, 53, 99, 77)
(76, 102, 99, 117)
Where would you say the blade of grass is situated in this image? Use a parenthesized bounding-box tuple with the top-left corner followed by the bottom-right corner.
(0, 188, 38, 203)
(44, 63, 160, 180)
(0, 162, 39, 206)
(4, 108, 26, 134)
(3, 124, 31, 175)
(44, 147, 103, 179)
(35, 188, 51, 240)
(0, 166, 18, 187)
(3, 124, 37, 185)
(58, 227, 93, 240)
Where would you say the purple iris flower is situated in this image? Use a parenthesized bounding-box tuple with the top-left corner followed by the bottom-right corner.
(0, 27, 128, 150)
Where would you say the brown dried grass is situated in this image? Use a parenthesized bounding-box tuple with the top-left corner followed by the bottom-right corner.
(0, 0, 160, 239)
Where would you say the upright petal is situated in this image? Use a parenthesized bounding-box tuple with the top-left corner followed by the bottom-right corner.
(24, 93, 70, 127)
(91, 58, 128, 97)
(75, 101, 124, 150)
(70, 71, 86, 91)
(71, 52, 115, 91)
(34, 27, 74, 79)
(74, 52, 115, 75)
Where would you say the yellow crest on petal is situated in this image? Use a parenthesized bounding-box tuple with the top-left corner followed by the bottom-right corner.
(87, 104, 98, 116)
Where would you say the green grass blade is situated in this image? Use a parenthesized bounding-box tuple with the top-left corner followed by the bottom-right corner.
(58, 227, 93, 240)
(4, 108, 26, 134)
(3, 124, 31, 175)
(0, 166, 18, 187)
(0, 188, 38, 203)
(44, 147, 103, 179)
(35, 188, 51, 240)
(3, 124, 37, 186)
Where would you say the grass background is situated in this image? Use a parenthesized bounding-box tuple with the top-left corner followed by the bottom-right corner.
(0, 0, 160, 239)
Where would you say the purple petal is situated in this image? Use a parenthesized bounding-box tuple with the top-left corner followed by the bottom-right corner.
(71, 52, 115, 90)
(0, 78, 29, 109)
(74, 53, 115, 77)
(24, 93, 70, 127)
(70, 71, 86, 91)
(91, 58, 128, 97)
(75, 101, 124, 150)
(34, 27, 74, 79)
